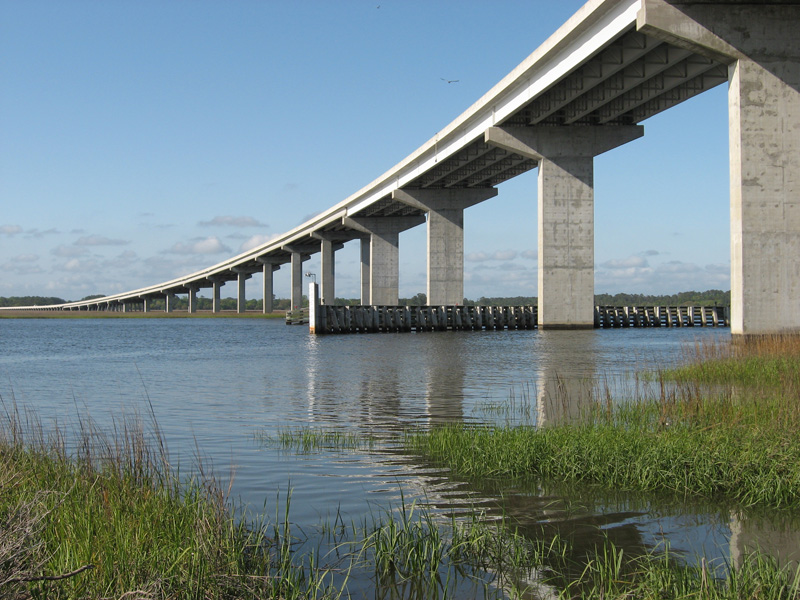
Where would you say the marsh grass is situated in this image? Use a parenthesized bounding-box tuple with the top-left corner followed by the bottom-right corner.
(259, 426, 378, 452)
(0, 405, 344, 599)
(406, 335, 800, 510)
(665, 334, 800, 391)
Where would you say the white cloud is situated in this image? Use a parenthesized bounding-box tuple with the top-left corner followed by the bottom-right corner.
(165, 236, 231, 255)
(521, 250, 537, 260)
(0, 225, 22, 235)
(75, 235, 130, 246)
(466, 250, 520, 262)
(239, 233, 280, 252)
(51, 244, 89, 257)
(199, 216, 267, 228)
(26, 228, 60, 238)
(1, 254, 42, 275)
(601, 255, 649, 269)
(595, 257, 729, 294)
(61, 258, 100, 273)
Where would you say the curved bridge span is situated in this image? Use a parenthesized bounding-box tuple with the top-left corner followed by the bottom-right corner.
(6, 0, 799, 336)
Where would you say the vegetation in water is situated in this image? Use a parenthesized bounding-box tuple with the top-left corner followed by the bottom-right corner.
(257, 426, 377, 452)
(406, 335, 800, 511)
(0, 407, 345, 599)
(5, 332, 800, 598)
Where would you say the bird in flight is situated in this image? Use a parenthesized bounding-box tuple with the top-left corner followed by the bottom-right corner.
(441, 78, 460, 84)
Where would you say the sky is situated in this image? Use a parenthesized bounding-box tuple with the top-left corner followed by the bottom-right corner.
(0, 0, 731, 303)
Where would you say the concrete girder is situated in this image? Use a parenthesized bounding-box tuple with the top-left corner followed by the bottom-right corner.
(393, 188, 498, 305)
(486, 125, 644, 329)
(527, 31, 660, 125)
(638, 0, 800, 336)
(343, 215, 425, 305)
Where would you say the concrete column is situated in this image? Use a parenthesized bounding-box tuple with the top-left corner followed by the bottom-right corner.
(143, 297, 151, 313)
(212, 280, 222, 313)
(360, 237, 370, 304)
(486, 125, 643, 329)
(638, 1, 800, 336)
(320, 239, 335, 305)
(236, 271, 247, 314)
(291, 251, 303, 310)
(165, 294, 175, 313)
(343, 216, 425, 305)
(258, 259, 280, 314)
(122, 302, 128, 313)
(393, 188, 497, 305)
(187, 287, 198, 314)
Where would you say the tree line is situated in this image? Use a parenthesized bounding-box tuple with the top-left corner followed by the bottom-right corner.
(1, 289, 731, 310)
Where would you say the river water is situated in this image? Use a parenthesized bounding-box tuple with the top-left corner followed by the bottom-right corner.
(1, 318, 798, 594)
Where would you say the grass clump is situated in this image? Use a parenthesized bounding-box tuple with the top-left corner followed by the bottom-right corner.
(0, 408, 343, 599)
(406, 335, 800, 510)
(665, 334, 800, 389)
(258, 426, 377, 452)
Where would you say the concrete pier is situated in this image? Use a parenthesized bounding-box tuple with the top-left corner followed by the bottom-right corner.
(637, 0, 800, 336)
(393, 188, 497, 306)
(485, 125, 643, 329)
(258, 258, 280, 314)
(344, 216, 425, 305)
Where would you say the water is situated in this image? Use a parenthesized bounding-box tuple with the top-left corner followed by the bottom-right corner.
(1, 318, 798, 592)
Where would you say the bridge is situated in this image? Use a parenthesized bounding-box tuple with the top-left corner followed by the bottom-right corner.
(5, 0, 798, 337)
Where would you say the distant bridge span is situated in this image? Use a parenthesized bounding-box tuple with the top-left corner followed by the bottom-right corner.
(7, 0, 799, 336)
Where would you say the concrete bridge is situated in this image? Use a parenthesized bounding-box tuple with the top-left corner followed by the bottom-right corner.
(6, 0, 798, 336)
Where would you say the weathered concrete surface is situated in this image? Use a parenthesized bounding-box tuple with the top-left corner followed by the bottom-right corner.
(393, 188, 497, 306)
(360, 237, 370, 305)
(257, 258, 280, 314)
(212, 280, 222, 313)
(187, 285, 198, 314)
(344, 216, 425, 305)
(486, 125, 643, 329)
(236, 271, 247, 313)
(311, 233, 337, 305)
(290, 250, 303, 310)
(639, 0, 800, 335)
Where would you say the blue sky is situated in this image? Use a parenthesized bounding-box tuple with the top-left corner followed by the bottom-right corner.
(1, 1, 730, 302)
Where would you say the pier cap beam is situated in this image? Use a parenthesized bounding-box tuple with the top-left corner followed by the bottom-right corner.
(393, 188, 497, 305)
(343, 215, 425, 305)
(486, 125, 643, 330)
(638, 0, 800, 336)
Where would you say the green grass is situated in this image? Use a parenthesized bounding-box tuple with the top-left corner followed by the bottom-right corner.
(0, 410, 343, 599)
(406, 335, 800, 511)
(258, 426, 377, 452)
(663, 335, 800, 390)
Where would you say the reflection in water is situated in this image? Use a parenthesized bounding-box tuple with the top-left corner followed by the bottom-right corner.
(422, 335, 466, 424)
(730, 511, 800, 569)
(3, 320, 800, 591)
(535, 331, 597, 427)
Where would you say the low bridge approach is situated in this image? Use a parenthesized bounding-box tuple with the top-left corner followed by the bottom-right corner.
(4, 0, 798, 336)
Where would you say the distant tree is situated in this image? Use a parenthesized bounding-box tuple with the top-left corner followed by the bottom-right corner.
(594, 290, 730, 306)
(399, 292, 427, 306)
(0, 296, 68, 307)
(80, 294, 106, 301)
